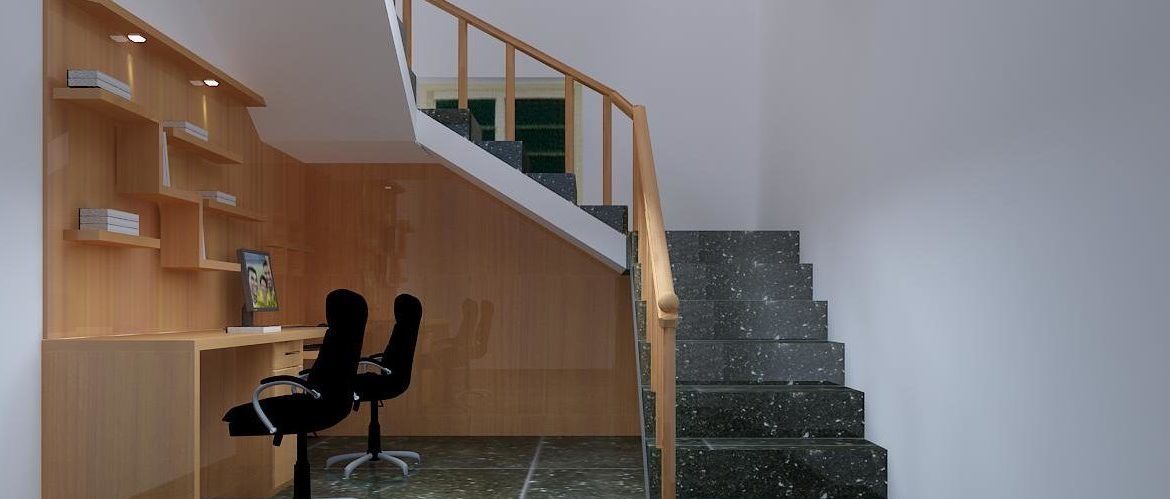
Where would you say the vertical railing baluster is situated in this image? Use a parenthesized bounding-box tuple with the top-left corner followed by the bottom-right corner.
(505, 44, 516, 140)
(458, 19, 468, 109)
(603, 95, 613, 205)
(403, 0, 413, 68)
(564, 76, 576, 180)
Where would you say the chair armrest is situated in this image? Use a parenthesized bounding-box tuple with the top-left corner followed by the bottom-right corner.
(358, 359, 392, 375)
(252, 378, 321, 434)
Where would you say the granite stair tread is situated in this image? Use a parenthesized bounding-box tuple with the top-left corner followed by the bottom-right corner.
(677, 298, 829, 340)
(677, 339, 845, 385)
(475, 140, 525, 170)
(667, 230, 801, 265)
(672, 262, 814, 300)
(527, 173, 577, 203)
(580, 205, 628, 233)
(677, 437, 884, 449)
(420, 108, 482, 141)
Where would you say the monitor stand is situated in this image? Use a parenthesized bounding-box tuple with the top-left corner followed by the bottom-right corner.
(226, 307, 282, 334)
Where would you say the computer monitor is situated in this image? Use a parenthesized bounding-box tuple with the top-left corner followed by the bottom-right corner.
(239, 249, 278, 313)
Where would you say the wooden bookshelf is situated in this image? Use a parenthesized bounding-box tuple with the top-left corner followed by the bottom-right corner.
(165, 128, 244, 164)
(65, 0, 265, 107)
(63, 229, 160, 249)
(202, 199, 266, 222)
(52, 87, 157, 123)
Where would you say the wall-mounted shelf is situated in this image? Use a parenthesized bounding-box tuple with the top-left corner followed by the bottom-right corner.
(165, 128, 244, 164)
(125, 186, 201, 205)
(64, 229, 161, 249)
(198, 259, 241, 272)
(66, 0, 265, 107)
(203, 199, 266, 222)
(52, 87, 157, 124)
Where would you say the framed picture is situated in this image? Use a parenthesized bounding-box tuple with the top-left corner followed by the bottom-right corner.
(239, 249, 278, 312)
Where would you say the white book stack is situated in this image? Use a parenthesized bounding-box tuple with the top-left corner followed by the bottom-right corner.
(198, 190, 237, 206)
(66, 70, 131, 101)
(162, 121, 210, 142)
(79, 208, 140, 236)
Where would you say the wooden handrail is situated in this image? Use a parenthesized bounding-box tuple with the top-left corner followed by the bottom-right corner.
(425, 0, 617, 97)
(633, 106, 679, 326)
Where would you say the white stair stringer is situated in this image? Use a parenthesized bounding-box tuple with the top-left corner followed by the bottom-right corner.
(414, 112, 627, 271)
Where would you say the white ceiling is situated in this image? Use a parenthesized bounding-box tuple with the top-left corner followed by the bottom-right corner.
(124, 0, 428, 163)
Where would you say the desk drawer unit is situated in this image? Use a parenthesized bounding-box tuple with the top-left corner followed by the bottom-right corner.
(271, 341, 303, 369)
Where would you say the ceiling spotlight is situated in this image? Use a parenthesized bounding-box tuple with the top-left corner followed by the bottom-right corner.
(203, 79, 220, 87)
(189, 80, 205, 86)
(109, 34, 129, 43)
(127, 33, 147, 43)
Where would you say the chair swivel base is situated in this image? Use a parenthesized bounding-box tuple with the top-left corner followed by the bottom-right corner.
(325, 450, 419, 478)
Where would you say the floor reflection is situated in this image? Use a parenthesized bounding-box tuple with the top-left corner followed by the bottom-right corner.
(270, 436, 645, 498)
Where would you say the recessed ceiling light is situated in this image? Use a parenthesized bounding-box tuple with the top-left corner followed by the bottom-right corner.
(189, 80, 205, 86)
(127, 33, 147, 43)
(109, 34, 129, 43)
(203, 79, 220, 87)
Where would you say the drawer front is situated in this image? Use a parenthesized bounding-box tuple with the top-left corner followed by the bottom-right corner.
(271, 341, 303, 370)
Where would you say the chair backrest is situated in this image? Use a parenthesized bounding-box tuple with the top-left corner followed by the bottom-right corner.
(308, 289, 368, 406)
(381, 294, 422, 393)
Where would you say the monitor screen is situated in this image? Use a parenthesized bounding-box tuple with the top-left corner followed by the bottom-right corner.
(239, 249, 278, 312)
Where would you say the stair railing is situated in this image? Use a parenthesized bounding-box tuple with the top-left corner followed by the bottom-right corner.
(403, 1, 680, 496)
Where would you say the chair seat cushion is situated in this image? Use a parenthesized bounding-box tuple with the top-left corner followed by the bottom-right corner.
(223, 393, 349, 437)
(355, 372, 408, 402)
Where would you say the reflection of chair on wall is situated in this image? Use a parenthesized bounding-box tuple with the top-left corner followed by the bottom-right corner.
(222, 289, 368, 499)
(325, 294, 424, 478)
(418, 299, 495, 407)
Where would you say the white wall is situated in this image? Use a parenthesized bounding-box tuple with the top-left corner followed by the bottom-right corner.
(0, 0, 42, 496)
(759, 1, 1170, 498)
(412, 0, 763, 228)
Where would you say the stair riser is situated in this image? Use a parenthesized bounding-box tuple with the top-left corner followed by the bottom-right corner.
(528, 173, 577, 203)
(475, 141, 524, 170)
(676, 388, 864, 438)
(673, 263, 813, 300)
(420, 108, 482, 141)
(667, 231, 800, 265)
(678, 341, 844, 385)
(678, 299, 828, 340)
(677, 445, 888, 498)
(580, 205, 628, 233)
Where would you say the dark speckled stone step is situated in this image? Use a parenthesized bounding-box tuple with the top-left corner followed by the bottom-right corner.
(667, 231, 800, 265)
(581, 205, 628, 233)
(674, 385, 864, 439)
(677, 299, 828, 340)
(676, 438, 888, 498)
(672, 262, 813, 300)
(420, 108, 482, 141)
(527, 173, 576, 203)
(678, 339, 844, 385)
(475, 140, 524, 170)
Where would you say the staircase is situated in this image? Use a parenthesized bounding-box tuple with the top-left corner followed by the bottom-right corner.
(633, 231, 888, 498)
(420, 108, 629, 234)
(404, 1, 888, 497)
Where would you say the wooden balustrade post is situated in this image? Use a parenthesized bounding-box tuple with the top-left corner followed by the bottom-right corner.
(564, 76, 576, 177)
(458, 19, 468, 109)
(403, 0, 412, 68)
(505, 44, 516, 140)
(603, 95, 613, 205)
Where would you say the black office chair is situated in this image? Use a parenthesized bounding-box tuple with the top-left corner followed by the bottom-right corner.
(223, 289, 368, 499)
(324, 293, 423, 478)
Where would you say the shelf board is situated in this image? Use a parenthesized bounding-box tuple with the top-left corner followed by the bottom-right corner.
(202, 199, 266, 222)
(52, 87, 157, 124)
(199, 259, 241, 272)
(67, 0, 265, 107)
(125, 186, 201, 205)
(165, 128, 243, 164)
(63, 229, 160, 249)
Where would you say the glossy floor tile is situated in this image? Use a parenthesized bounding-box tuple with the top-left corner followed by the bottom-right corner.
(269, 436, 645, 498)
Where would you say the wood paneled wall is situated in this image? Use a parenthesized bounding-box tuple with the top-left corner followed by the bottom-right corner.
(44, 0, 308, 338)
(305, 164, 639, 436)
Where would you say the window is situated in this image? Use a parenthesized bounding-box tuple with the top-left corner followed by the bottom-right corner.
(420, 78, 581, 174)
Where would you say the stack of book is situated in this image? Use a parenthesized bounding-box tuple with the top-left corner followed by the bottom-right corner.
(79, 208, 140, 236)
(66, 70, 131, 100)
(163, 121, 210, 142)
(198, 191, 237, 206)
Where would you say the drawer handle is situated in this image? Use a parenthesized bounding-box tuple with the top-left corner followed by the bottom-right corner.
(284, 351, 301, 355)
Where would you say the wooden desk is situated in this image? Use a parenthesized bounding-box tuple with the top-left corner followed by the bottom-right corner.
(43, 327, 326, 499)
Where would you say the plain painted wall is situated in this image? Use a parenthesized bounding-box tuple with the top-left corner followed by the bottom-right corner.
(759, 1, 1170, 498)
(411, 0, 763, 229)
(0, 0, 42, 496)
